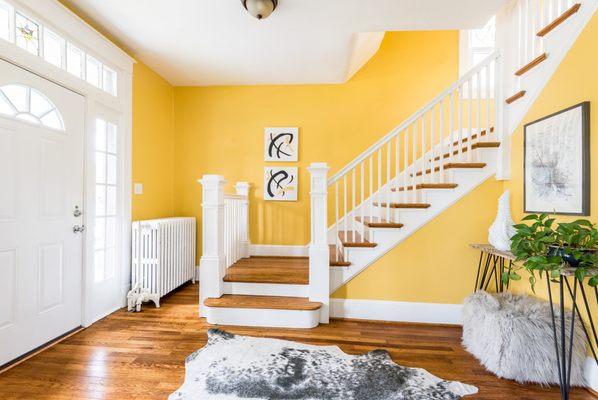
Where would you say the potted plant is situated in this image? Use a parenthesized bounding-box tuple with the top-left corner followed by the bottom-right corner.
(507, 213, 598, 291)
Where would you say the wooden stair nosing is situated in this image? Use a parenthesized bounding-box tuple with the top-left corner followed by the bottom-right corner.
(506, 90, 526, 104)
(338, 231, 377, 248)
(449, 127, 494, 147)
(391, 183, 458, 192)
(412, 162, 487, 177)
(515, 53, 548, 76)
(355, 217, 404, 228)
(204, 295, 322, 311)
(329, 245, 351, 267)
(537, 3, 582, 37)
(431, 141, 500, 162)
(373, 202, 431, 209)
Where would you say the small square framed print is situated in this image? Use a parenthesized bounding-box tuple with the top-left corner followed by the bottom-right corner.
(264, 167, 298, 201)
(264, 127, 298, 162)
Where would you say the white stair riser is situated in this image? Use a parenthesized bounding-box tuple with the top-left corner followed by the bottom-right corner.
(205, 306, 320, 328)
(223, 282, 309, 297)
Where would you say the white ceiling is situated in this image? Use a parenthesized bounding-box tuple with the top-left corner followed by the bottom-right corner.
(61, 0, 507, 86)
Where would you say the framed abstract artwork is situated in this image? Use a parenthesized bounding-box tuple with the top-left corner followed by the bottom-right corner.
(264, 127, 298, 162)
(264, 167, 298, 201)
(524, 102, 590, 215)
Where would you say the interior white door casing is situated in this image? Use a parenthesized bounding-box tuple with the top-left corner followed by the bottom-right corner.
(0, 0, 134, 329)
(0, 57, 85, 366)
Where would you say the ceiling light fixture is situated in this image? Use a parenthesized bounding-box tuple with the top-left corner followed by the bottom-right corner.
(241, 0, 278, 20)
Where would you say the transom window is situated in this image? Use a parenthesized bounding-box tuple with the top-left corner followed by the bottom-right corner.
(0, 0, 118, 96)
(460, 16, 496, 97)
(0, 84, 64, 130)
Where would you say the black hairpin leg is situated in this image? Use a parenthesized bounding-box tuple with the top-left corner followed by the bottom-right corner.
(474, 251, 483, 292)
(484, 255, 498, 291)
(546, 272, 565, 399)
(564, 278, 598, 365)
(478, 253, 492, 292)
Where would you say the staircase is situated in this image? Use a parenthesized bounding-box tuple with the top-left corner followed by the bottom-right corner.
(199, 0, 598, 328)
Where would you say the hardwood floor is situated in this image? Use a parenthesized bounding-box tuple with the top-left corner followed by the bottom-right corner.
(0, 283, 594, 400)
(223, 256, 308, 284)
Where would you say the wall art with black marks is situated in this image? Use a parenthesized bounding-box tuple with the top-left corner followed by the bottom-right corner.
(264, 167, 298, 201)
(264, 127, 298, 162)
(524, 102, 590, 215)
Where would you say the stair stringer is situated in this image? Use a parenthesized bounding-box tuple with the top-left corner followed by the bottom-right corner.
(329, 148, 497, 293)
(499, 0, 598, 144)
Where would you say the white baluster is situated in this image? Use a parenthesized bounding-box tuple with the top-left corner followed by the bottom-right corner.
(343, 175, 347, 236)
(412, 123, 417, 203)
(458, 85, 463, 162)
(468, 78, 473, 162)
(430, 106, 436, 184)
(235, 182, 251, 259)
(335, 181, 339, 262)
(377, 149, 382, 220)
(369, 155, 373, 223)
(352, 168, 356, 239)
(360, 162, 365, 239)
(394, 136, 399, 222)
(422, 114, 427, 184)
(439, 100, 445, 183)
(403, 130, 408, 204)
(386, 142, 391, 221)
(198, 175, 226, 317)
(308, 162, 330, 323)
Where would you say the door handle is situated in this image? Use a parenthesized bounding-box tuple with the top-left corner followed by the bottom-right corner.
(73, 225, 86, 234)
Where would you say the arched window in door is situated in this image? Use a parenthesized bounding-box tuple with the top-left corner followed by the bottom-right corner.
(0, 84, 65, 131)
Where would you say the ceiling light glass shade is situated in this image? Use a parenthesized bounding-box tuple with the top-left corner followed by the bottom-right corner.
(242, 0, 278, 20)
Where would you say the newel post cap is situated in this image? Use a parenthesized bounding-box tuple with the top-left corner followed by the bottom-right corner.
(198, 175, 227, 187)
(307, 162, 330, 174)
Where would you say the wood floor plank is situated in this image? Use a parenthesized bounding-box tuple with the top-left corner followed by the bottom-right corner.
(223, 256, 308, 284)
(0, 283, 594, 399)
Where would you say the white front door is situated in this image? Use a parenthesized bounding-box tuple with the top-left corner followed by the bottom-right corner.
(0, 58, 85, 366)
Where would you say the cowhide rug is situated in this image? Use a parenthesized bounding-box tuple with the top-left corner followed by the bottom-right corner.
(169, 329, 477, 400)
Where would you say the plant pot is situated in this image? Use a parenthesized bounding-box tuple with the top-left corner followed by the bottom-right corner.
(548, 245, 597, 269)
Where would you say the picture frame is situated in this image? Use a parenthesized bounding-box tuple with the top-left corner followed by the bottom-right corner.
(264, 167, 298, 201)
(264, 127, 299, 162)
(524, 102, 590, 215)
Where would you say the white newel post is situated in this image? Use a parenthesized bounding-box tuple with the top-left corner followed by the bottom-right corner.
(198, 175, 226, 317)
(308, 162, 330, 323)
(235, 182, 251, 259)
(494, 52, 511, 181)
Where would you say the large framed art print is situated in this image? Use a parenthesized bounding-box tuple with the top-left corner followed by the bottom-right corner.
(524, 102, 590, 215)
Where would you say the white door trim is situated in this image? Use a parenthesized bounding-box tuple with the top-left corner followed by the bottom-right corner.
(0, 0, 134, 327)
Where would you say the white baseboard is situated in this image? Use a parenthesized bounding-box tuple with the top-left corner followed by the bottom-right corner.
(584, 357, 598, 392)
(249, 244, 308, 257)
(330, 298, 462, 325)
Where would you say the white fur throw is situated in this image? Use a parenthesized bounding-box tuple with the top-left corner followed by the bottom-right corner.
(462, 290, 588, 386)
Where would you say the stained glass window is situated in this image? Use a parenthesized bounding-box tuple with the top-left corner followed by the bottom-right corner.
(15, 12, 39, 55)
(0, 84, 65, 130)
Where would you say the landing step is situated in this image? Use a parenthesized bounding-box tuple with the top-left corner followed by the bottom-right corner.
(392, 183, 458, 192)
(329, 245, 351, 266)
(506, 90, 526, 104)
(204, 295, 321, 311)
(374, 202, 431, 209)
(223, 256, 308, 285)
(515, 53, 548, 76)
(413, 163, 487, 177)
(537, 3, 581, 37)
(204, 295, 322, 329)
(355, 217, 404, 228)
(339, 231, 377, 248)
(432, 142, 500, 162)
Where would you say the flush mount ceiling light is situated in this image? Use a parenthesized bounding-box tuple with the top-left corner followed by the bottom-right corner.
(241, 0, 278, 20)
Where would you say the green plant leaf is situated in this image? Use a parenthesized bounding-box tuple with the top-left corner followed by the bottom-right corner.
(522, 214, 538, 221)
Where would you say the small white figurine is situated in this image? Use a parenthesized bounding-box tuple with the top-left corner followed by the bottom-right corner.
(488, 190, 517, 251)
(126, 283, 160, 312)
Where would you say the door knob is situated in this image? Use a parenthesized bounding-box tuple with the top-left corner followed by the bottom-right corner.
(73, 206, 82, 217)
(73, 225, 86, 233)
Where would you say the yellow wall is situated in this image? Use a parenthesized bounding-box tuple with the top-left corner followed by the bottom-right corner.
(503, 11, 598, 322)
(174, 31, 460, 253)
(132, 62, 176, 221)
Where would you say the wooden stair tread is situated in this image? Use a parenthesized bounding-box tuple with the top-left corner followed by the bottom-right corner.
(338, 231, 377, 248)
(355, 217, 404, 228)
(329, 245, 351, 266)
(413, 162, 487, 177)
(392, 183, 458, 192)
(223, 257, 308, 285)
(537, 3, 581, 37)
(204, 295, 322, 311)
(515, 53, 548, 76)
(506, 90, 526, 104)
(431, 141, 500, 162)
(374, 202, 431, 209)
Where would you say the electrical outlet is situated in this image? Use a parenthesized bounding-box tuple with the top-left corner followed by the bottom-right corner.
(134, 183, 143, 195)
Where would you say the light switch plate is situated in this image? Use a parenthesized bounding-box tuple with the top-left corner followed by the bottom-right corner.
(134, 183, 143, 195)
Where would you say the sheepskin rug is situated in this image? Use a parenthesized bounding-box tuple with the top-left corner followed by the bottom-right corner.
(462, 290, 588, 386)
(170, 329, 478, 400)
